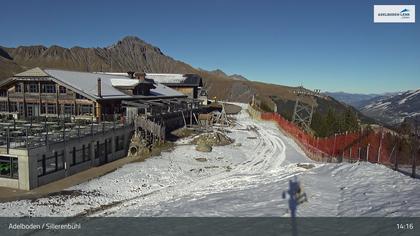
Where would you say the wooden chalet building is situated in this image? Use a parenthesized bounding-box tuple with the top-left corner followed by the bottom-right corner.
(0, 68, 187, 120)
(0, 68, 209, 190)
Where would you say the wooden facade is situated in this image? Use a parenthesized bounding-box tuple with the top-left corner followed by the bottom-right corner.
(0, 78, 120, 120)
(0, 68, 195, 121)
(173, 87, 195, 98)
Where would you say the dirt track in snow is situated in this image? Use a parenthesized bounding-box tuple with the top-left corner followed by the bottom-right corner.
(1, 105, 419, 217)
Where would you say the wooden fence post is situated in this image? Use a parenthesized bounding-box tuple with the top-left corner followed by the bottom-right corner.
(389, 144, 396, 170)
(377, 130, 384, 163)
(412, 139, 417, 178)
(366, 144, 370, 162)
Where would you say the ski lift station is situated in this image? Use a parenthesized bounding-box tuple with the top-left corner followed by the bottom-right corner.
(0, 68, 208, 190)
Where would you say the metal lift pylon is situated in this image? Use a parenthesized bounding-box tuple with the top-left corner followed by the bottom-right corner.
(292, 86, 320, 133)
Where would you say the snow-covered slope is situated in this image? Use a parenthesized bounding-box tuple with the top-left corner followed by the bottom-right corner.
(0, 105, 419, 217)
(359, 89, 420, 125)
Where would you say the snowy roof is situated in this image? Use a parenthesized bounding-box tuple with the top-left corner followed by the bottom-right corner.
(146, 73, 203, 87)
(110, 78, 139, 87)
(97, 72, 203, 87)
(45, 69, 132, 99)
(46, 69, 185, 99)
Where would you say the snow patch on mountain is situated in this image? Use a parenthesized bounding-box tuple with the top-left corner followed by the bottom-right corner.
(360, 89, 420, 125)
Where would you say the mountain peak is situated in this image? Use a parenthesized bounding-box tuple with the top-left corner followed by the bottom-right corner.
(229, 74, 248, 81)
(210, 69, 228, 77)
(200, 68, 248, 81)
(106, 36, 164, 56)
(112, 36, 147, 48)
(120, 36, 143, 43)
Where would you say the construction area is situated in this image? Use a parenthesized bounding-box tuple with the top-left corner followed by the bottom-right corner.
(0, 98, 237, 191)
(127, 100, 239, 158)
(0, 68, 240, 191)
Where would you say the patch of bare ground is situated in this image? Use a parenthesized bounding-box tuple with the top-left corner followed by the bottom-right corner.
(131, 142, 175, 163)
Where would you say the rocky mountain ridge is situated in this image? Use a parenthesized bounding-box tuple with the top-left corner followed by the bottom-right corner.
(358, 89, 420, 125)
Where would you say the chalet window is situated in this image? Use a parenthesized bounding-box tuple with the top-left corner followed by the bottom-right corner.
(133, 86, 148, 95)
(70, 145, 91, 166)
(18, 103, 24, 116)
(76, 93, 86, 99)
(94, 141, 105, 159)
(63, 104, 73, 114)
(59, 86, 67, 94)
(9, 102, 17, 112)
(106, 138, 112, 154)
(42, 84, 56, 93)
(0, 156, 18, 179)
(37, 151, 64, 177)
(57, 152, 65, 171)
(0, 101, 7, 112)
(47, 104, 56, 114)
(28, 83, 39, 93)
(83, 144, 91, 162)
(94, 142, 99, 159)
(0, 90, 7, 97)
(27, 104, 34, 117)
(42, 104, 56, 114)
(71, 147, 82, 166)
(79, 105, 92, 115)
(115, 135, 125, 152)
(45, 154, 57, 174)
(15, 84, 22, 93)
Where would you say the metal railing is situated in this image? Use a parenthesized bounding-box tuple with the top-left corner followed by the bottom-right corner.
(0, 116, 132, 150)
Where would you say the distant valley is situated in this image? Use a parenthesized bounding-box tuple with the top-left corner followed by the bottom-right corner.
(324, 92, 383, 107)
(327, 90, 420, 125)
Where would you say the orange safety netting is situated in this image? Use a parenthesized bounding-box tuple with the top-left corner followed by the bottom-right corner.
(259, 112, 405, 165)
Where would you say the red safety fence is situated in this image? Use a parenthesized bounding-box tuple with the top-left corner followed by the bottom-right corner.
(258, 110, 418, 166)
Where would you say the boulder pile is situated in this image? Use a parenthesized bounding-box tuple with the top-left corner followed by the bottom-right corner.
(192, 131, 234, 147)
(193, 131, 234, 153)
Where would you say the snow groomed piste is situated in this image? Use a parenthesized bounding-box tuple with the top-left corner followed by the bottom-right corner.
(0, 104, 419, 217)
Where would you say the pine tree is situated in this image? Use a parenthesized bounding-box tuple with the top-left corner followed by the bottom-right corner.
(325, 108, 337, 136)
(310, 107, 360, 138)
(343, 108, 359, 133)
(311, 112, 327, 137)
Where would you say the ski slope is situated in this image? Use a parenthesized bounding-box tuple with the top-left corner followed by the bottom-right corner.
(0, 105, 419, 217)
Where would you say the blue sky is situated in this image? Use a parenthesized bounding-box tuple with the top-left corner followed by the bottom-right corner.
(0, 0, 419, 93)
